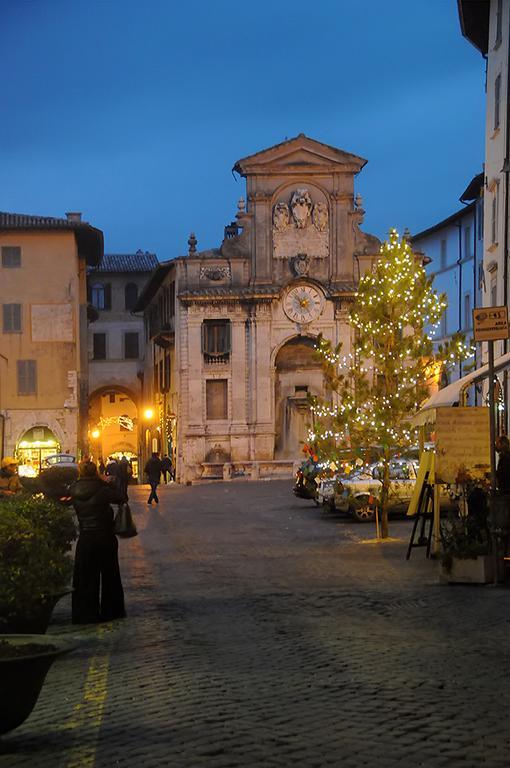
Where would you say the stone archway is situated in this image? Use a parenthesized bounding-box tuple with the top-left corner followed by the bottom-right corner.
(88, 386, 140, 476)
(274, 336, 324, 460)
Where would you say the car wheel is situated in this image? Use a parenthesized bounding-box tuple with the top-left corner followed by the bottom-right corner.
(350, 495, 376, 523)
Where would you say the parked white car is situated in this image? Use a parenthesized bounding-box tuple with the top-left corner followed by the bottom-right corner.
(319, 458, 420, 523)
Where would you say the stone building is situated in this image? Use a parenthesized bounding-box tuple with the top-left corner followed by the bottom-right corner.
(0, 211, 103, 469)
(87, 251, 158, 476)
(136, 135, 380, 482)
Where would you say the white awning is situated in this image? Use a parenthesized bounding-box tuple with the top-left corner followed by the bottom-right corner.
(412, 350, 510, 427)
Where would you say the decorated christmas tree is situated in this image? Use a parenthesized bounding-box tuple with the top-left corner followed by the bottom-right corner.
(309, 229, 473, 538)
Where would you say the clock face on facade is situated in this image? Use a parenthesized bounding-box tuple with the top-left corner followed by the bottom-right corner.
(283, 285, 324, 324)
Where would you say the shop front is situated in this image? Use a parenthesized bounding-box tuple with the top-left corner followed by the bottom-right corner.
(16, 426, 61, 477)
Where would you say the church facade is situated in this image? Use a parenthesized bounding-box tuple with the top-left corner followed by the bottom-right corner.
(136, 135, 380, 482)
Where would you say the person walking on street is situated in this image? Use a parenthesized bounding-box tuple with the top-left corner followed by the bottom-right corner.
(69, 460, 126, 624)
(496, 435, 510, 493)
(145, 452, 163, 504)
(117, 454, 131, 497)
(161, 454, 173, 484)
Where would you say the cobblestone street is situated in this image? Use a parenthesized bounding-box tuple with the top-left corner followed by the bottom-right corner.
(2, 479, 510, 767)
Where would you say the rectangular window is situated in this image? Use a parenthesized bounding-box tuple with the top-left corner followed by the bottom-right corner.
(93, 333, 107, 360)
(496, 0, 503, 46)
(492, 186, 499, 244)
(202, 320, 231, 360)
(440, 239, 447, 270)
(124, 332, 139, 359)
(464, 293, 471, 330)
(206, 379, 228, 420)
(164, 353, 171, 391)
(17, 359, 37, 395)
(495, 74, 501, 130)
(464, 226, 471, 258)
(1, 246, 21, 268)
(2, 303, 21, 332)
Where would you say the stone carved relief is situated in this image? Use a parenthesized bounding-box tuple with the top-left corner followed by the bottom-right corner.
(200, 265, 231, 281)
(290, 189, 313, 228)
(273, 202, 290, 231)
(290, 253, 310, 277)
(312, 202, 328, 232)
(272, 188, 329, 260)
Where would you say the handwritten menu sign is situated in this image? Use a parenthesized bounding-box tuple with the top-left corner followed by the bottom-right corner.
(434, 407, 490, 484)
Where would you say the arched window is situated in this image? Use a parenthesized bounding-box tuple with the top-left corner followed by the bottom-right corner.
(125, 283, 138, 310)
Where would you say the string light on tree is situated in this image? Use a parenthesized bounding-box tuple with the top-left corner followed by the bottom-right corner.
(309, 228, 473, 539)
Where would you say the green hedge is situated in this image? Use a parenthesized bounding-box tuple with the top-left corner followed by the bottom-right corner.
(0, 495, 76, 618)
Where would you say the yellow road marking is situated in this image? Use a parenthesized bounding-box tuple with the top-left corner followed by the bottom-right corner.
(65, 625, 111, 768)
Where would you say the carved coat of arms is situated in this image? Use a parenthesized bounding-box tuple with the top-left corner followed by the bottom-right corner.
(272, 188, 329, 260)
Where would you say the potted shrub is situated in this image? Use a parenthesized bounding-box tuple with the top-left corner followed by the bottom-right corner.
(0, 634, 77, 735)
(0, 495, 76, 633)
(439, 492, 492, 584)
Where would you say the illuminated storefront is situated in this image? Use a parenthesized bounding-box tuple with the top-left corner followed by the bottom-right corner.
(16, 426, 60, 476)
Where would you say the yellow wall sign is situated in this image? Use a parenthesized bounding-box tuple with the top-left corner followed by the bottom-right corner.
(472, 306, 509, 341)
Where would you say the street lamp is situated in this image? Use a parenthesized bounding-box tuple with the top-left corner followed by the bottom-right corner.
(143, 408, 155, 421)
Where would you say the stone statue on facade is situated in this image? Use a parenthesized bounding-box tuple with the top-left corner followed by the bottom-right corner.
(312, 202, 328, 232)
(273, 202, 290, 232)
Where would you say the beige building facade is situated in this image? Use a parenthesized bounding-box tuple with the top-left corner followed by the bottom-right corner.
(0, 212, 103, 470)
(136, 135, 380, 482)
(87, 251, 158, 475)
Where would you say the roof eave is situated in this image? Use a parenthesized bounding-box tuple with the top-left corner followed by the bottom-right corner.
(457, 0, 490, 55)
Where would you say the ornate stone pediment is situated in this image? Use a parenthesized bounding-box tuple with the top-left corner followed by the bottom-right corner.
(272, 188, 329, 260)
(200, 265, 231, 281)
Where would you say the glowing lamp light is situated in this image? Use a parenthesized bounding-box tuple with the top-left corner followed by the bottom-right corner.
(91, 429, 100, 439)
(144, 408, 155, 421)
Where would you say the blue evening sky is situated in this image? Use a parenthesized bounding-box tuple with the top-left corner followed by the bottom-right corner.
(1, 0, 485, 260)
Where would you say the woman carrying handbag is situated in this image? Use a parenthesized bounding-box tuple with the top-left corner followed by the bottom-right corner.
(69, 460, 127, 624)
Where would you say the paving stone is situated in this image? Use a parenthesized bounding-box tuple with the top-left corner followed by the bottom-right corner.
(1, 480, 510, 767)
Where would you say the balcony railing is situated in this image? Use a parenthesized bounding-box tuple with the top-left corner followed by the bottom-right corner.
(204, 352, 230, 364)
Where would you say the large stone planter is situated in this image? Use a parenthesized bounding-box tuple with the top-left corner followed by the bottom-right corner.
(0, 634, 76, 735)
(440, 555, 494, 584)
(0, 590, 71, 635)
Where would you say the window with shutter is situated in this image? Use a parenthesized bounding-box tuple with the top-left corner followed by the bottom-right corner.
(125, 283, 138, 310)
(93, 333, 107, 360)
(2, 304, 22, 332)
(124, 332, 139, 359)
(17, 360, 37, 395)
(91, 284, 105, 309)
(202, 320, 231, 362)
(1, 246, 21, 267)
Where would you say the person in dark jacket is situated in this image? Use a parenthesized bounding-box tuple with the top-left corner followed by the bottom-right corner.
(161, 454, 173, 484)
(144, 452, 163, 504)
(117, 455, 131, 497)
(496, 435, 510, 494)
(70, 460, 126, 624)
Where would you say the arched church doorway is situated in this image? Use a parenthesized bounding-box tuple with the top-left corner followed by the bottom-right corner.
(274, 336, 324, 460)
(88, 388, 140, 478)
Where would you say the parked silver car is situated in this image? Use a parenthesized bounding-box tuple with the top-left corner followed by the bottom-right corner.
(319, 458, 420, 523)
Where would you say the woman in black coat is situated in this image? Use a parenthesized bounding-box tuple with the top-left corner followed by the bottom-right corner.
(70, 460, 126, 624)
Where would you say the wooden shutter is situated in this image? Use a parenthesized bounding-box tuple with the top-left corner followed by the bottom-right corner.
(104, 283, 112, 310)
(17, 360, 36, 395)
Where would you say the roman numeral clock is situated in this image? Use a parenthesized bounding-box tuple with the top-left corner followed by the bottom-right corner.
(283, 284, 324, 324)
